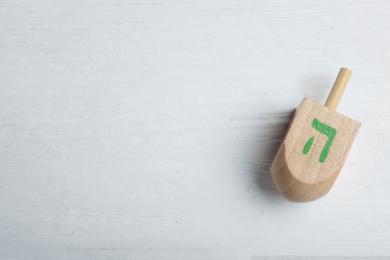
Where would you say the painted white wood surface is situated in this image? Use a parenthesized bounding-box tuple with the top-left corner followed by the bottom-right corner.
(1, 0, 390, 259)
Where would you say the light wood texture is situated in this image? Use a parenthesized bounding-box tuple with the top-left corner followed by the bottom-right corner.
(1, 0, 390, 259)
(270, 98, 360, 202)
(325, 68, 352, 110)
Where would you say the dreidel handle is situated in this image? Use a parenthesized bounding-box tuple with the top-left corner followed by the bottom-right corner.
(325, 68, 352, 110)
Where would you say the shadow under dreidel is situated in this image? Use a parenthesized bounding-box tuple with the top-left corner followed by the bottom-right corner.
(251, 109, 295, 202)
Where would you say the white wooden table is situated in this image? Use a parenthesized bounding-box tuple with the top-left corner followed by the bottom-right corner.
(1, 0, 390, 259)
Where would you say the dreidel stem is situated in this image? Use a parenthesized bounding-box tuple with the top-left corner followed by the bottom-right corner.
(325, 68, 352, 110)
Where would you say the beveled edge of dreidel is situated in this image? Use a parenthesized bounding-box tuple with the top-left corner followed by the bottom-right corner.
(269, 68, 360, 202)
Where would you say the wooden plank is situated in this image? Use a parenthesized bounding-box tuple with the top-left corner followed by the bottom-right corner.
(0, 0, 389, 259)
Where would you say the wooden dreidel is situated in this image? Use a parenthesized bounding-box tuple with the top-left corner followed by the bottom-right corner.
(270, 68, 360, 202)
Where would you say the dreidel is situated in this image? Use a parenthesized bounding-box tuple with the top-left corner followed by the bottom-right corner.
(270, 68, 360, 202)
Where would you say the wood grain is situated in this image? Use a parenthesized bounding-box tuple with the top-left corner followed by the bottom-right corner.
(1, 0, 390, 259)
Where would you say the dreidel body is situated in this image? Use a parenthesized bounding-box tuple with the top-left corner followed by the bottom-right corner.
(270, 68, 360, 202)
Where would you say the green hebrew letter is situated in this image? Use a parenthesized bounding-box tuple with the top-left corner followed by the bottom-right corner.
(302, 118, 337, 163)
